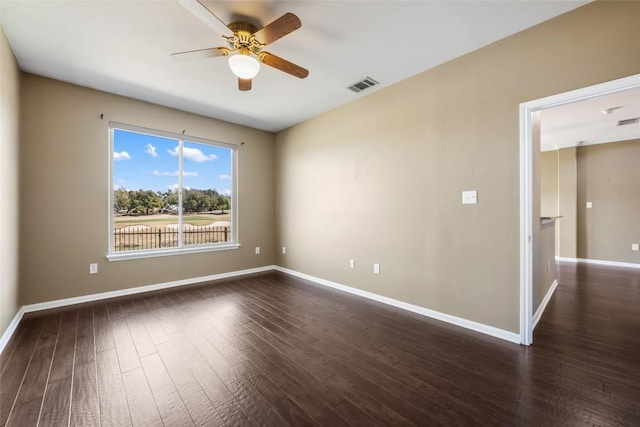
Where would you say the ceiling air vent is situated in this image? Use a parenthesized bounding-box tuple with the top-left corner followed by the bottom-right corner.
(617, 117, 640, 126)
(348, 77, 379, 93)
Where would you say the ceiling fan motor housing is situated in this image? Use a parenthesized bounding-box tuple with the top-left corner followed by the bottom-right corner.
(224, 22, 264, 55)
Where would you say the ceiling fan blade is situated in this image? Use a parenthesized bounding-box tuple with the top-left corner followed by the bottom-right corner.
(171, 47, 228, 61)
(253, 13, 301, 45)
(238, 78, 252, 91)
(179, 0, 233, 37)
(260, 52, 309, 79)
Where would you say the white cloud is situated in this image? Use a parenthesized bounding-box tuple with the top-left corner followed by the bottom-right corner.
(167, 183, 180, 191)
(145, 143, 159, 158)
(219, 174, 231, 180)
(223, 189, 231, 196)
(114, 151, 131, 161)
(153, 170, 198, 177)
(168, 145, 217, 162)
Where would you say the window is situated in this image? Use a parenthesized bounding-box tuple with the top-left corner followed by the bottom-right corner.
(108, 122, 238, 260)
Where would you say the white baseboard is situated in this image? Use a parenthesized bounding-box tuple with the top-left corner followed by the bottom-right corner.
(532, 279, 558, 330)
(557, 257, 640, 269)
(0, 307, 27, 355)
(0, 265, 275, 354)
(274, 266, 521, 344)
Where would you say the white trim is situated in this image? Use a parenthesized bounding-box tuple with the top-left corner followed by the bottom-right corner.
(0, 307, 26, 355)
(557, 257, 640, 269)
(106, 243, 241, 261)
(109, 121, 238, 150)
(21, 265, 275, 314)
(532, 279, 558, 330)
(519, 73, 640, 347)
(519, 102, 534, 346)
(275, 266, 521, 344)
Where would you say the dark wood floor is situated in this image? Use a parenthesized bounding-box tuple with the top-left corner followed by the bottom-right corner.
(1, 263, 639, 426)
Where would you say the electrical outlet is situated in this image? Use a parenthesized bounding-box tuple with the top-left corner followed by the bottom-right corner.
(255, 246, 261, 255)
(373, 263, 380, 274)
(89, 263, 98, 274)
(632, 243, 639, 251)
(282, 246, 286, 255)
(462, 190, 478, 205)
(586, 201, 593, 209)
(349, 259, 355, 269)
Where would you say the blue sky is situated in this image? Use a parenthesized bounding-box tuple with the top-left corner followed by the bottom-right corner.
(113, 129, 232, 195)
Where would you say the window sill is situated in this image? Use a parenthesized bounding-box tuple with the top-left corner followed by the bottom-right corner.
(106, 243, 241, 262)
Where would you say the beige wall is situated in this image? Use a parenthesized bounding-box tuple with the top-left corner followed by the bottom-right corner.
(540, 147, 578, 258)
(540, 150, 559, 219)
(276, 1, 640, 333)
(577, 139, 640, 264)
(558, 148, 577, 258)
(540, 149, 559, 257)
(19, 75, 276, 305)
(0, 26, 21, 333)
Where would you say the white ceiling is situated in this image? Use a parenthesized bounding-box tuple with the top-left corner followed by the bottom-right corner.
(1, 0, 590, 132)
(540, 87, 640, 151)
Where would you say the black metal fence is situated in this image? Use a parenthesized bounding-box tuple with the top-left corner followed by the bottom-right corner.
(113, 226, 230, 252)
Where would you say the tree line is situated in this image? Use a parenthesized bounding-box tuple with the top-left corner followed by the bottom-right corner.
(114, 188, 230, 215)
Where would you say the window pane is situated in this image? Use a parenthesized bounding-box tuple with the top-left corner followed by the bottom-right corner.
(113, 129, 180, 252)
(182, 141, 233, 246)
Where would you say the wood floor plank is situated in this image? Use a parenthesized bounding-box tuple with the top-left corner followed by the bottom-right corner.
(93, 305, 115, 353)
(74, 308, 95, 366)
(96, 348, 132, 427)
(239, 335, 350, 427)
(111, 318, 141, 373)
(126, 315, 156, 358)
(135, 300, 170, 346)
(47, 310, 78, 384)
(121, 367, 163, 427)
(38, 377, 72, 427)
(236, 360, 318, 427)
(5, 399, 40, 427)
(166, 331, 234, 409)
(140, 353, 194, 427)
(156, 341, 227, 427)
(13, 314, 61, 405)
(70, 362, 100, 427)
(0, 317, 45, 427)
(225, 376, 291, 427)
(0, 323, 27, 377)
(13, 341, 55, 406)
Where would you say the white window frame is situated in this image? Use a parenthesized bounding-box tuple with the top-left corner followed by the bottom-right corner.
(107, 122, 239, 261)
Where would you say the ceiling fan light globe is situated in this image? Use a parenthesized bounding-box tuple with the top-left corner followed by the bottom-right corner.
(228, 54, 260, 79)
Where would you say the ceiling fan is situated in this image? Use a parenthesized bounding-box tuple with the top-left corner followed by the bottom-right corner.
(173, 0, 309, 91)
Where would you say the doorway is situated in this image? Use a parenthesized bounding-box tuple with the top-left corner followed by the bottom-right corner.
(519, 73, 640, 345)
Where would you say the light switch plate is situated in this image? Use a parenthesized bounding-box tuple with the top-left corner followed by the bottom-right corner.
(586, 202, 593, 208)
(462, 190, 478, 205)
(632, 244, 639, 251)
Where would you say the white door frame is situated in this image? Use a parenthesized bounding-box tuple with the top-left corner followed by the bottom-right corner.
(519, 73, 640, 345)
